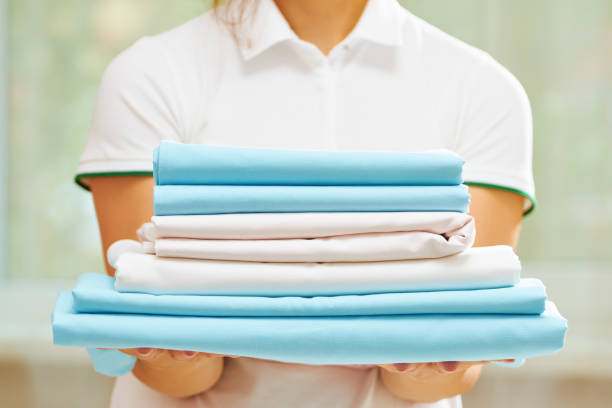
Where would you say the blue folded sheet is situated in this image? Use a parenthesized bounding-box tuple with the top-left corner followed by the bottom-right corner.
(153, 142, 464, 186)
(53, 292, 566, 365)
(153, 185, 470, 216)
(73, 273, 547, 317)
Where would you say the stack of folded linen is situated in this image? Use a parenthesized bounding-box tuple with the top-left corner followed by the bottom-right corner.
(52, 142, 567, 375)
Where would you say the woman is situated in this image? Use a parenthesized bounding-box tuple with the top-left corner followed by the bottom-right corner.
(76, 0, 534, 406)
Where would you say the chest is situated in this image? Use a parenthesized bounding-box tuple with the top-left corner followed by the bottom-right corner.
(188, 46, 464, 153)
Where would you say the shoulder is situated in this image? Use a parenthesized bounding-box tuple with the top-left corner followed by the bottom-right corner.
(399, 9, 528, 103)
(101, 9, 232, 90)
(395, 9, 534, 210)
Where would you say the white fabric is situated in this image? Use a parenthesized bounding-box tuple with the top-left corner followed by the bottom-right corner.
(110, 358, 462, 408)
(141, 212, 474, 240)
(147, 231, 472, 262)
(76, 0, 535, 211)
(107, 239, 144, 268)
(139, 212, 474, 262)
(114, 246, 520, 296)
(145, 231, 474, 263)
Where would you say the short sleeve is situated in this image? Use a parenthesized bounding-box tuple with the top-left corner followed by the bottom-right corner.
(454, 53, 536, 215)
(75, 37, 181, 190)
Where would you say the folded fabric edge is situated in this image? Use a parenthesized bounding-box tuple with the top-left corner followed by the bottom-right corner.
(72, 276, 547, 317)
(52, 294, 568, 365)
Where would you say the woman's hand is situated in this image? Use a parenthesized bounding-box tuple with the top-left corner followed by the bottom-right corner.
(120, 347, 236, 367)
(119, 348, 235, 398)
(89, 176, 234, 397)
(377, 360, 512, 403)
(378, 360, 514, 376)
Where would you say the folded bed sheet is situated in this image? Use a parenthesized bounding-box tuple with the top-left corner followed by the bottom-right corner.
(114, 246, 521, 296)
(52, 293, 567, 365)
(142, 212, 475, 240)
(143, 223, 474, 262)
(74, 273, 547, 316)
(153, 141, 464, 186)
(153, 185, 470, 216)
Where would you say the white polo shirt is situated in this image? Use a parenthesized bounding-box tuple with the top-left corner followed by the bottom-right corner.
(79, 0, 535, 406)
(76, 0, 535, 213)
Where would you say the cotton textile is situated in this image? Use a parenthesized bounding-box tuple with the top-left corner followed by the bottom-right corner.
(153, 185, 470, 216)
(145, 231, 469, 262)
(153, 141, 464, 186)
(114, 246, 520, 296)
(142, 212, 475, 240)
(139, 213, 475, 261)
(53, 293, 567, 365)
(74, 273, 546, 317)
(145, 229, 475, 262)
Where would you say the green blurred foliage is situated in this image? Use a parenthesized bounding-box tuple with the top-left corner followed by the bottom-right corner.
(6, 0, 612, 279)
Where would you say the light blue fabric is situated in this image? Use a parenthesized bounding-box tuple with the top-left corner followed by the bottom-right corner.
(73, 273, 547, 317)
(153, 142, 465, 186)
(153, 185, 470, 216)
(53, 292, 567, 366)
(86, 348, 136, 377)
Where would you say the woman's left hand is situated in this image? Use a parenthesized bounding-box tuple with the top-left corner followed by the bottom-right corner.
(377, 359, 514, 402)
(378, 359, 514, 377)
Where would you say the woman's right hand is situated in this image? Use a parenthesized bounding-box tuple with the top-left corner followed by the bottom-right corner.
(118, 348, 231, 398)
(90, 177, 232, 397)
(120, 347, 231, 365)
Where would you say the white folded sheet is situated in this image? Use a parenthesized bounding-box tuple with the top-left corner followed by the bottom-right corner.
(114, 246, 520, 296)
(140, 212, 475, 240)
(144, 227, 473, 262)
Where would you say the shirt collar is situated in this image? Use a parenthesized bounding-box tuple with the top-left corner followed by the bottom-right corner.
(236, 0, 299, 61)
(236, 0, 408, 61)
(349, 0, 407, 47)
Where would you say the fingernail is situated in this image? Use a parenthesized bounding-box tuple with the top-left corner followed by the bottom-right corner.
(394, 363, 410, 372)
(137, 348, 152, 356)
(183, 351, 196, 358)
(440, 361, 460, 372)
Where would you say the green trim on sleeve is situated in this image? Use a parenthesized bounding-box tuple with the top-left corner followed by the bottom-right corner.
(74, 171, 154, 191)
(464, 181, 536, 217)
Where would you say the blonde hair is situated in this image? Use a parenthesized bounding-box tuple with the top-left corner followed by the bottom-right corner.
(213, 0, 261, 33)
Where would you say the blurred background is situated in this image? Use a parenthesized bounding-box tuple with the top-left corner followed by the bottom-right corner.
(1, 0, 611, 406)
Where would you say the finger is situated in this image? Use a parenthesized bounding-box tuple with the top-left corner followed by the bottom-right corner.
(434, 360, 489, 375)
(169, 350, 200, 361)
(496, 359, 516, 363)
(119, 348, 159, 360)
(437, 361, 461, 373)
(378, 363, 421, 374)
(199, 353, 239, 359)
(377, 364, 396, 373)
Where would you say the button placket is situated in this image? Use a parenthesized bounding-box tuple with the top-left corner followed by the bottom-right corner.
(316, 60, 333, 149)
(321, 51, 344, 149)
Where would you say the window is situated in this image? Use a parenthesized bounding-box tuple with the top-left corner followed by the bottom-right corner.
(4, 0, 209, 280)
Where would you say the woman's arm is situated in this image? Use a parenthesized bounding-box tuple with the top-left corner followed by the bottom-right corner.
(89, 175, 225, 398)
(379, 185, 526, 402)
